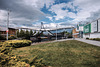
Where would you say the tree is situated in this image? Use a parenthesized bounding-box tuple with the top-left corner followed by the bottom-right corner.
(20, 29, 25, 37)
(16, 30, 20, 37)
(25, 30, 30, 39)
(33, 30, 36, 34)
(30, 30, 33, 36)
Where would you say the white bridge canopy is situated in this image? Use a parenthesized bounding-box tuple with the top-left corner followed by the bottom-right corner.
(20, 26, 74, 31)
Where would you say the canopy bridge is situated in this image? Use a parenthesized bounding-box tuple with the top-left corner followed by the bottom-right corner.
(33, 22, 74, 36)
(33, 22, 54, 36)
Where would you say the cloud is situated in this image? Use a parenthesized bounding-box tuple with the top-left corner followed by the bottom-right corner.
(49, 2, 77, 20)
(1, 0, 100, 29)
(49, 3, 68, 20)
(46, 16, 53, 21)
(0, 0, 55, 28)
(48, 0, 100, 24)
(23, 0, 55, 9)
(72, 0, 100, 22)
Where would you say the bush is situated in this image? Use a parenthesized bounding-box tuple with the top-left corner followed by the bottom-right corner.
(90, 38, 100, 41)
(68, 35, 73, 38)
(86, 38, 89, 39)
(3, 40, 32, 48)
(0, 35, 6, 40)
(8, 35, 17, 40)
(0, 41, 45, 67)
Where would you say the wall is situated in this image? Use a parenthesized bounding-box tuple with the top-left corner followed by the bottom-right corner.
(98, 19, 100, 32)
(91, 21, 97, 33)
(84, 33, 100, 38)
(90, 33, 100, 38)
(83, 33, 90, 38)
(8, 29, 17, 35)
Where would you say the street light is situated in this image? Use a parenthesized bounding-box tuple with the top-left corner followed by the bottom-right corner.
(56, 24, 57, 41)
(6, 9, 11, 40)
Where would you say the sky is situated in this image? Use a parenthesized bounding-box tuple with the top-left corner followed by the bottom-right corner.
(0, 0, 100, 30)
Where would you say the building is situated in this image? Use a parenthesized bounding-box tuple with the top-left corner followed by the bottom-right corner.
(72, 23, 84, 38)
(0, 27, 18, 37)
(83, 18, 100, 38)
(72, 28, 79, 38)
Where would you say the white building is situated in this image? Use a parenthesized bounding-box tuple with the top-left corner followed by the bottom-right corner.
(83, 18, 100, 38)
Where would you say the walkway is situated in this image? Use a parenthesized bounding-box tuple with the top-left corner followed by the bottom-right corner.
(31, 39, 73, 46)
(31, 38, 100, 47)
(75, 38, 100, 47)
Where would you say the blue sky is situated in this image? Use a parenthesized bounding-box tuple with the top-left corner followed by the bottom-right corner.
(41, 0, 75, 23)
(0, 0, 100, 30)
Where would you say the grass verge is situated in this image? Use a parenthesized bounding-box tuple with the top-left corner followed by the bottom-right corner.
(12, 40, 100, 67)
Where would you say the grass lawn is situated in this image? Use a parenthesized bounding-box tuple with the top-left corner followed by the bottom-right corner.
(12, 40, 100, 67)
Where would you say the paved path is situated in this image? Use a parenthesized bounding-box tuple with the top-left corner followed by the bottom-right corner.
(31, 38, 100, 47)
(75, 38, 100, 47)
(31, 39, 73, 46)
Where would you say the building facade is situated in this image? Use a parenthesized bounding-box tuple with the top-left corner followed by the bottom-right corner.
(72, 28, 79, 38)
(0, 27, 18, 37)
(72, 23, 84, 38)
(83, 18, 100, 38)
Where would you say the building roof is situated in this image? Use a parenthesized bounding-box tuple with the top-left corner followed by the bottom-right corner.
(0, 26, 17, 31)
(0, 27, 7, 31)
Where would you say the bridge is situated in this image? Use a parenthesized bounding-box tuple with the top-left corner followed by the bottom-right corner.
(33, 22, 74, 36)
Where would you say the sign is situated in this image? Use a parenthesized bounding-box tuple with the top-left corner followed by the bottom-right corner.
(77, 24, 84, 31)
(91, 21, 97, 33)
(84, 24, 91, 33)
(79, 26, 83, 31)
(98, 19, 100, 32)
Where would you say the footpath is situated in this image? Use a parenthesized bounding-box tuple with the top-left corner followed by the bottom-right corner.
(75, 38, 100, 47)
(31, 39, 73, 46)
(31, 38, 100, 47)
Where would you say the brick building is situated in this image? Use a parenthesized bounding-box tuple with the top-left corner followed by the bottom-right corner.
(0, 27, 18, 37)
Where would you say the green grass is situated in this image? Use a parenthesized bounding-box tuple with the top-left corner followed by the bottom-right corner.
(12, 40, 100, 67)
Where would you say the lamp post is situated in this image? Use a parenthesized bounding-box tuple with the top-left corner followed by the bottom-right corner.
(56, 24, 57, 41)
(6, 10, 11, 40)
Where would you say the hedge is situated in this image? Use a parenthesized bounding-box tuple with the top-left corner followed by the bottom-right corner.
(3, 40, 32, 48)
(90, 38, 100, 41)
(0, 41, 44, 67)
(8, 35, 17, 40)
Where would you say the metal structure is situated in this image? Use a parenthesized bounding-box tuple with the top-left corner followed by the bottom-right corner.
(33, 22, 74, 40)
(33, 22, 54, 36)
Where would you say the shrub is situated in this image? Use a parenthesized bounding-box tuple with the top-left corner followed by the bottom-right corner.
(86, 38, 89, 39)
(68, 35, 73, 38)
(0, 35, 6, 40)
(0, 41, 45, 67)
(8, 35, 17, 40)
(3, 40, 32, 48)
(90, 38, 100, 41)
